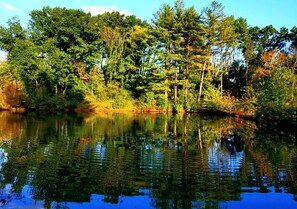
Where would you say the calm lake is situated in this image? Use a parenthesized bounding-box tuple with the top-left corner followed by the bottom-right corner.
(0, 111, 296, 209)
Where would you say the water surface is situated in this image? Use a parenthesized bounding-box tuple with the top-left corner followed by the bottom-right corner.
(0, 112, 296, 209)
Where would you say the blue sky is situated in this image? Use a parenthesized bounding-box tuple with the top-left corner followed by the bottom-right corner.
(0, 0, 296, 30)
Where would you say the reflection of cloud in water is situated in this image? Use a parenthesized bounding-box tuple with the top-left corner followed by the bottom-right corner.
(208, 142, 244, 176)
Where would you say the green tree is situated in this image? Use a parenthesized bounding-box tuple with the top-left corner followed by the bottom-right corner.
(180, 6, 204, 110)
(256, 68, 297, 121)
(100, 26, 126, 85)
(291, 27, 297, 48)
(234, 18, 255, 83)
(0, 17, 26, 52)
(152, 3, 180, 109)
(216, 16, 238, 93)
(124, 25, 157, 98)
(199, 1, 225, 102)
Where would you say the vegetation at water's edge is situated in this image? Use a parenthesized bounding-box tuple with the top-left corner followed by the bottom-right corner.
(0, 0, 296, 124)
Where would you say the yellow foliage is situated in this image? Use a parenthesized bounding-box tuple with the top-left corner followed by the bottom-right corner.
(0, 62, 9, 109)
(130, 25, 149, 39)
(83, 100, 135, 113)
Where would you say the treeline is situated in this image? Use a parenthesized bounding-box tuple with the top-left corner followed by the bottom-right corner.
(0, 0, 296, 121)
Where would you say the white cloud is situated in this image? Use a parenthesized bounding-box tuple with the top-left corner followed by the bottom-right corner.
(81, 5, 132, 16)
(0, 1, 18, 11)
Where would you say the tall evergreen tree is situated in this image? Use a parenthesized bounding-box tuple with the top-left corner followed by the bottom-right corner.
(152, 3, 180, 109)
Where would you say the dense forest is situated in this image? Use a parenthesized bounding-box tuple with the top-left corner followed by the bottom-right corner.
(0, 0, 296, 122)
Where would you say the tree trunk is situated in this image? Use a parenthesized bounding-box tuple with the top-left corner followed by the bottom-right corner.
(220, 73, 223, 95)
(184, 45, 190, 107)
(198, 60, 207, 102)
(174, 69, 178, 102)
(198, 70, 205, 103)
(292, 69, 295, 101)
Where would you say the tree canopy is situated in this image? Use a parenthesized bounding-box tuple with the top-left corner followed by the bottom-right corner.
(0, 0, 296, 123)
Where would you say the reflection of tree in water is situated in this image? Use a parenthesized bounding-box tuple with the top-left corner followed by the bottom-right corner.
(288, 157, 297, 200)
(0, 112, 296, 209)
(142, 117, 248, 209)
(242, 129, 297, 195)
(0, 112, 25, 144)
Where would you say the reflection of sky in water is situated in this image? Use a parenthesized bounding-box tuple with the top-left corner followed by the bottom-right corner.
(1, 186, 296, 209)
(0, 142, 296, 208)
(1, 146, 294, 209)
(58, 194, 155, 209)
(2, 187, 155, 209)
(226, 191, 297, 209)
(0, 185, 44, 209)
(208, 142, 244, 175)
(0, 148, 8, 171)
(96, 142, 106, 158)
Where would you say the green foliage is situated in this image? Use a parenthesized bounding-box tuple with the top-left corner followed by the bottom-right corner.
(89, 70, 108, 101)
(182, 90, 197, 111)
(235, 87, 257, 116)
(256, 68, 297, 120)
(138, 92, 155, 108)
(0, 0, 296, 120)
(112, 87, 133, 109)
(155, 93, 171, 110)
(203, 83, 220, 110)
(203, 83, 236, 113)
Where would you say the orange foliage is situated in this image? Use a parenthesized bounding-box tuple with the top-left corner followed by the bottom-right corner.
(252, 67, 272, 82)
(262, 49, 297, 69)
(261, 49, 287, 69)
(3, 82, 25, 108)
(262, 50, 278, 65)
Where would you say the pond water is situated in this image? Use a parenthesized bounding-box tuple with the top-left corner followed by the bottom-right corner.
(0, 112, 296, 209)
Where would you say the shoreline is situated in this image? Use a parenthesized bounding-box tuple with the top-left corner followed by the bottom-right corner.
(2, 106, 296, 131)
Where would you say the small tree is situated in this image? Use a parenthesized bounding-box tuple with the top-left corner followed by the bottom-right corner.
(256, 67, 297, 120)
(203, 82, 236, 113)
